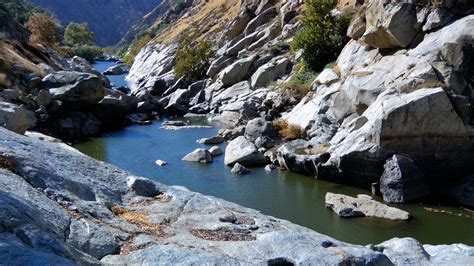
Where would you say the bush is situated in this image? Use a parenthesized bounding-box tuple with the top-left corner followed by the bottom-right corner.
(273, 118, 307, 140)
(279, 69, 317, 98)
(63, 45, 103, 61)
(25, 12, 61, 47)
(292, 0, 350, 71)
(122, 34, 152, 66)
(63, 22, 94, 47)
(174, 36, 214, 83)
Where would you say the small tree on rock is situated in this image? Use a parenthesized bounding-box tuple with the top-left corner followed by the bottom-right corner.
(174, 36, 214, 83)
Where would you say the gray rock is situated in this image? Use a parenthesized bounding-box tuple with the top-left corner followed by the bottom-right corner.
(251, 57, 290, 88)
(207, 55, 235, 77)
(182, 148, 213, 163)
(224, 136, 268, 167)
(277, 140, 330, 176)
(245, 7, 277, 36)
(231, 163, 250, 175)
(34, 90, 52, 106)
(376, 238, 431, 265)
(380, 154, 430, 203)
(265, 164, 277, 172)
(217, 56, 256, 86)
(127, 176, 162, 197)
(197, 136, 225, 145)
(0, 102, 37, 134)
(103, 65, 127, 75)
(209, 146, 223, 156)
(244, 117, 278, 142)
(325, 193, 411, 220)
(51, 112, 101, 140)
(422, 8, 453, 32)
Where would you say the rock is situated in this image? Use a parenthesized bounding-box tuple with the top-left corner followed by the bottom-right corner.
(422, 8, 453, 32)
(93, 89, 139, 124)
(231, 163, 250, 175)
(211, 81, 252, 107)
(225, 32, 257, 56)
(34, 90, 52, 106)
(162, 120, 187, 127)
(166, 89, 194, 108)
(127, 176, 162, 197)
(449, 176, 474, 208)
(244, 117, 278, 142)
(375, 238, 431, 265)
(44, 72, 105, 108)
(224, 136, 268, 167)
(251, 57, 290, 88)
(265, 164, 277, 172)
(245, 7, 277, 36)
(313, 68, 339, 86)
(325, 193, 411, 220)
(155, 160, 167, 166)
(0, 102, 37, 134)
(424, 243, 474, 264)
(277, 140, 330, 176)
(103, 65, 127, 75)
(380, 154, 430, 203)
(362, 2, 418, 48)
(51, 112, 102, 141)
(209, 146, 223, 156)
(197, 136, 225, 145)
(217, 56, 256, 86)
(182, 148, 213, 163)
(207, 55, 235, 77)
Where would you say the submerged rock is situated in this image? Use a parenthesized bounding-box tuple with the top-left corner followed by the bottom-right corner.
(325, 193, 411, 220)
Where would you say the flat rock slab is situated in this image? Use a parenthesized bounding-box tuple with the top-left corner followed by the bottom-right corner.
(325, 193, 411, 220)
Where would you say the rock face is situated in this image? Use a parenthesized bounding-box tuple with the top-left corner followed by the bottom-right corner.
(224, 136, 268, 167)
(325, 193, 411, 220)
(0, 102, 37, 134)
(380, 154, 430, 203)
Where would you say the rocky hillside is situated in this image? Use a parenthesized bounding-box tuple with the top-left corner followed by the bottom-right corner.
(30, 0, 162, 46)
(127, 0, 474, 207)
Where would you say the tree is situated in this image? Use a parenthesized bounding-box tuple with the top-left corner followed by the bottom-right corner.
(25, 12, 60, 46)
(63, 22, 95, 47)
(292, 0, 350, 71)
(174, 36, 214, 83)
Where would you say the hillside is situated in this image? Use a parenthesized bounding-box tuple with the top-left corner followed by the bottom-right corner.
(30, 0, 162, 46)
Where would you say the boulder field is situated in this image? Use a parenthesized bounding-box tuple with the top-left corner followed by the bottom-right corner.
(1, 127, 473, 264)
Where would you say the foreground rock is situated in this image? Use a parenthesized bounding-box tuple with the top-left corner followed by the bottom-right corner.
(325, 193, 411, 220)
(0, 127, 472, 264)
(0, 102, 36, 134)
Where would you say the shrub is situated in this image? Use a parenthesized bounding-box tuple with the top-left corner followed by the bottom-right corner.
(63, 45, 103, 61)
(174, 36, 214, 83)
(122, 34, 152, 66)
(292, 0, 350, 71)
(63, 22, 94, 47)
(279, 69, 317, 98)
(273, 118, 307, 140)
(25, 12, 61, 47)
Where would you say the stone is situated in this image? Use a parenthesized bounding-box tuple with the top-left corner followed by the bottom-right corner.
(325, 193, 411, 220)
(51, 112, 102, 141)
(244, 7, 277, 36)
(217, 56, 256, 86)
(34, 90, 52, 106)
(224, 136, 268, 167)
(313, 68, 339, 86)
(265, 164, 277, 172)
(211, 81, 252, 107)
(209, 146, 223, 156)
(0, 102, 37, 134)
(207, 55, 235, 77)
(197, 136, 225, 145)
(155, 160, 167, 166)
(231, 163, 250, 175)
(277, 140, 330, 176)
(103, 65, 127, 75)
(182, 148, 213, 163)
(244, 118, 278, 143)
(251, 57, 290, 88)
(449, 176, 474, 208)
(422, 8, 453, 32)
(127, 176, 162, 197)
(380, 154, 430, 203)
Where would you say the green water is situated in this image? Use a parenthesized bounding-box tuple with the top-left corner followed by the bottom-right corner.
(76, 61, 473, 246)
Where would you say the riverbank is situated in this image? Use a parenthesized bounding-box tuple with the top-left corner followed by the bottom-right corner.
(1, 126, 473, 264)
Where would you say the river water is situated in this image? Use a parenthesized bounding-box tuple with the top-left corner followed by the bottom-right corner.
(74, 61, 474, 246)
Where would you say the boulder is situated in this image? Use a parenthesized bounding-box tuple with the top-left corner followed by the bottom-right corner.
(244, 7, 277, 36)
(380, 154, 430, 203)
(34, 90, 52, 106)
(197, 136, 225, 145)
(217, 56, 256, 86)
(51, 112, 101, 140)
(224, 136, 268, 167)
(103, 65, 127, 75)
(93, 89, 139, 124)
(277, 140, 330, 177)
(325, 193, 411, 220)
(182, 148, 213, 163)
(265, 164, 277, 172)
(422, 8, 453, 32)
(207, 55, 235, 77)
(231, 163, 250, 175)
(127, 176, 162, 197)
(362, 2, 418, 48)
(375, 238, 431, 265)
(0, 102, 37, 134)
(251, 57, 290, 88)
(244, 118, 278, 142)
(209, 146, 223, 156)
(211, 81, 252, 107)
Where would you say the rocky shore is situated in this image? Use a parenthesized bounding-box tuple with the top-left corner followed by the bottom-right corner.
(1, 127, 473, 264)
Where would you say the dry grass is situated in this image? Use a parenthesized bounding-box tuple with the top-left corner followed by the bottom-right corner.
(273, 118, 307, 140)
(0, 156, 16, 173)
(111, 206, 171, 237)
(190, 228, 256, 241)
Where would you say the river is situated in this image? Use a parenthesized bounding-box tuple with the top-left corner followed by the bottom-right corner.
(74, 61, 474, 246)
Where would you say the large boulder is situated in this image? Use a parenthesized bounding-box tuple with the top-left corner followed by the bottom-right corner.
(182, 148, 213, 163)
(244, 117, 277, 142)
(224, 136, 268, 167)
(207, 55, 235, 78)
(277, 140, 330, 176)
(0, 102, 37, 134)
(93, 89, 139, 124)
(380, 154, 430, 203)
(103, 65, 127, 75)
(51, 112, 102, 140)
(244, 7, 278, 36)
(251, 57, 290, 88)
(325, 193, 411, 220)
(217, 56, 257, 86)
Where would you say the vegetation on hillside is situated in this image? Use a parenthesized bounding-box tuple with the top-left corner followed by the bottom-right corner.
(174, 36, 214, 84)
(25, 12, 61, 47)
(121, 34, 152, 66)
(0, 0, 43, 24)
(273, 118, 307, 141)
(62, 22, 103, 61)
(292, 0, 350, 71)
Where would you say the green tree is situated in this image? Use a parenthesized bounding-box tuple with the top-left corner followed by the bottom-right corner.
(292, 0, 350, 71)
(63, 22, 95, 46)
(174, 37, 214, 83)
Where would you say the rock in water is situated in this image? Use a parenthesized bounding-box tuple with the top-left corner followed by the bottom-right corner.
(380, 154, 430, 203)
(103, 65, 127, 75)
(182, 148, 213, 163)
(231, 163, 250, 175)
(209, 146, 223, 156)
(155, 160, 167, 166)
(197, 136, 225, 145)
(325, 193, 411, 220)
(224, 136, 268, 167)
